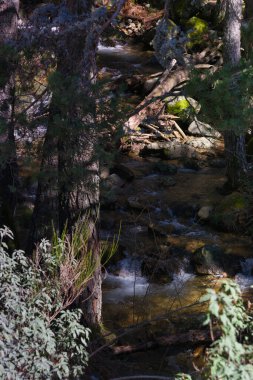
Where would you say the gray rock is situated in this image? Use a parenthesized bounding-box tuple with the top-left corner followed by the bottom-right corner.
(188, 120, 221, 139)
(198, 206, 213, 220)
(187, 137, 215, 149)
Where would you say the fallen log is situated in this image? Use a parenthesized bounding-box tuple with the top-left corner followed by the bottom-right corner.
(124, 62, 189, 133)
(112, 329, 220, 355)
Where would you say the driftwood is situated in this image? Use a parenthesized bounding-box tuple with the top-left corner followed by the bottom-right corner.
(121, 10, 164, 24)
(112, 329, 220, 355)
(124, 62, 189, 133)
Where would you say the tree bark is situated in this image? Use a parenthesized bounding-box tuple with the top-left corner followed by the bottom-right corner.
(0, 0, 19, 228)
(223, 0, 247, 189)
(28, 0, 102, 325)
(245, 0, 253, 20)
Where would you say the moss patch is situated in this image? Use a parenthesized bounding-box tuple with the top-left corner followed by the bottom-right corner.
(186, 16, 209, 49)
(166, 98, 190, 120)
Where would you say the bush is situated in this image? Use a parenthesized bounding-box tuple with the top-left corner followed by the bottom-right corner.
(0, 225, 91, 379)
(177, 280, 253, 380)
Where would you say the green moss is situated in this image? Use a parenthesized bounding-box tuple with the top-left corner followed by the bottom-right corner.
(166, 98, 190, 120)
(186, 16, 209, 49)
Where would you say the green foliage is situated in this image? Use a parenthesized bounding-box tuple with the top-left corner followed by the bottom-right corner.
(201, 280, 253, 380)
(0, 226, 91, 379)
(177, 280, 253, 380)
(187, 62, 253, 135)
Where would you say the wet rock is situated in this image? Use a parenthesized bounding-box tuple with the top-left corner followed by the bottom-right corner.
(158, 176, 176, 187)
(198, 206, 213, 220)
(153, 162, 178, 175)
(141, 255, 174, 283)
(112, 163, 135, 181)
(127, 196, 153, 210)
(192, 245, 241, 276)
(211, 192, 249, 232)
(209, 158, 226, 168)
(188, 120, 221, 139)
(105, 173, 125, 189)
(148, 222, 176, 237)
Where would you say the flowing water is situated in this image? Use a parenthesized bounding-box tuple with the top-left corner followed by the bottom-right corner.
(94, 43, 253, 378)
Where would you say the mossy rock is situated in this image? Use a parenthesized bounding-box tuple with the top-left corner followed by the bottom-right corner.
(192, 245, 241, 276)
(186, 16, 209, 49)
(166, 98, 190, 117)
(211, 192, 248, 231)
(166, 96, 199, 121)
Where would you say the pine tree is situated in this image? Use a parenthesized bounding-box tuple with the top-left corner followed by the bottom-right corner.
(0, 1, 19, 227)
(223, 0, 247, 189)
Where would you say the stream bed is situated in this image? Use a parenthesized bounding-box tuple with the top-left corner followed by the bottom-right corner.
(91, 43, 253, 379)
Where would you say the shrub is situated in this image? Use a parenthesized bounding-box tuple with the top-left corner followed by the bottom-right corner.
(177, 280, 253, 380)
(0, 225, 91, 379)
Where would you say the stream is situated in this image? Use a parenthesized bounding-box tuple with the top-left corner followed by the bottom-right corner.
(94, 42, 253, 379)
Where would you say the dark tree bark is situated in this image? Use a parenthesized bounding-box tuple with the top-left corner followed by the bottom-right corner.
(245, 0, 253, 20)
(28, 0, 102, 325)
(0, 0, 19, 227)
(223, 0, 247, 189)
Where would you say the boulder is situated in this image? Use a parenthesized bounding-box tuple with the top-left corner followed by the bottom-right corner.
(198, 206, 213, 220)
(153, 162, 178, 175)
(187, 137, 216, 149)
(211, 192, 249, 232)
(188, 120, 221, 138)
(166, 96, 200, 121)
(192, 245, 241, 276)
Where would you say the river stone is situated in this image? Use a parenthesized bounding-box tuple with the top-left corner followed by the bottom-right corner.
(210, 192, 248, 232)
(105, 174, 125, 189)
(153, 162, 178, 175)
(192, 245, 240, 276)
(188, 120, 221, 138)
(112, 163, 135, 180)
(198, 206, 213, 220)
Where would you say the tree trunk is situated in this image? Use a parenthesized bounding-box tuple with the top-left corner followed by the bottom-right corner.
(245, 0, 253, 20)
(223, 0, 247, 189)
(28, 0, 102, 325)
(26, 105, 59, 253)
(0, 1, 19, 227)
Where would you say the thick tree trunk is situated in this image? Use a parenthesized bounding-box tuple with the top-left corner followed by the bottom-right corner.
(0, 1, 19, 227)
(223, 0, 247, 189)
(29, 0, 102, 325)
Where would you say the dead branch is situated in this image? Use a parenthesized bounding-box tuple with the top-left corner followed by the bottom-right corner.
(141, 122, 171, 141)
(112, 329, 221, 355)
(124, 62, 189, 133)
(171, 120, 187, 141)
